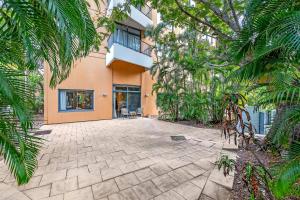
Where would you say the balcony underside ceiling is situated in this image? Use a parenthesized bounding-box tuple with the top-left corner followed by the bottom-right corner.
(119, 17, 145, 30)
(109, 60, 147, 72)
(106, 44, 153, 70)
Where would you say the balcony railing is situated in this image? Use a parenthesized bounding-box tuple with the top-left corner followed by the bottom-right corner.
(108, 29, 152, 57)
(107, 0, 152, 20)
(136, 4, 152, 19)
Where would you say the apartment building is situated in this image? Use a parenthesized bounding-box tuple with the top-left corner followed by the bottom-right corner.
(44, 1, 158, 124)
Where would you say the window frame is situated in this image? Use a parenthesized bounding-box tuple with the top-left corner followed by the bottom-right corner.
(58, 89, 94, 112)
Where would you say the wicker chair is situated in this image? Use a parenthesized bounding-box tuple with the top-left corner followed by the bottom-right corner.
(137, 108, 143, 117)
(121, 108, 129, 118)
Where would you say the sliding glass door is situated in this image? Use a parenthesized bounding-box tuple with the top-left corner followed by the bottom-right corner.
(113, 85, 141, 118)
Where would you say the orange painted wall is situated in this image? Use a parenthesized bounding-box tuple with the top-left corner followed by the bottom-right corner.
(111, 61, 145, 86)
(44, 54, 113, 124)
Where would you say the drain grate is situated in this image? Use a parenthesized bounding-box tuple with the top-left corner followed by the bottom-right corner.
(34, 130, 52, 136)
(171, 135, 186, 141)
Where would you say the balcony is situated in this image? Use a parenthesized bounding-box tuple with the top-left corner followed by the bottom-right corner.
(107, 0, 153, 29)
(106, 28, 153, 69)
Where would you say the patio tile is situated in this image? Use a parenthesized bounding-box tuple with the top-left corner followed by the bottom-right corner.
(120, 188, 140, 200)
(132, 181, 161, 199)
(173, 182, 202, 200)
(57, 160, 77, 170)
(51, 177, 77, 196)
(122, 154, 140, 163)
(182, 164, 206, 177)
(134, 168, 157, 182)
(168, 168, 193, 184)
(136, 158, 155, 168)
(154, 190, 185, 200)
(0, 183, 30, 200)
(107, 159, 125, 168)
(193, 159, 215, 171)
(150, 163, 172, 176)
(198, 194, 215, 200)
(92, 179, 119, 199)
(115, 173, 140, 190)
(101, 167, 123, 181)
(166, 158, 191, 169)
(110, 151, 126, 159)
(119, 162, 141, 174)
(40, 169, 67, 186)
(108, 193, 123, 200)
(64, 186, 94, 200)
(78, 172, 102, 188)
(67, 166, 89, 178)
(191, 175, 208, 189)
(201, 180, 232, 200)
(88, 161, 108, 172)
(78, 156, 96, 167)
(152, 174, 179, 192)
(24, 184, 51, 200)
(41, 194, 63, 200)
(4, 192, 31, 200)
(208, 168, 234, 189)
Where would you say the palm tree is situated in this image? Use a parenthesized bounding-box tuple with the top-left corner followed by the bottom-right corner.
(233, 0, 300, 198)
(0, 0, 98, 184)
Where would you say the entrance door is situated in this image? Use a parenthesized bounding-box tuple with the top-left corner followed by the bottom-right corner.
(113, 85, 141, 118)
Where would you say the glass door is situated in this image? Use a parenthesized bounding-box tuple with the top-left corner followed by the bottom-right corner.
(113, 85, 141, 118)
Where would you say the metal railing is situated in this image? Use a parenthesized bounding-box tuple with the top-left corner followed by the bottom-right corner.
(108, 30, 152, 57)
(136, 3, 152, 20)
(107, 0, 152, 20)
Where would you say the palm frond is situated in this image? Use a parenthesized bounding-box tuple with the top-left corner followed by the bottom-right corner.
(271, 159, 300, 198)
(0, 66, 43, 184)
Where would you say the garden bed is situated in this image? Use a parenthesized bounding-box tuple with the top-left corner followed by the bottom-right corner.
(232, 144, 272, 200)
(165, 119, 223, 129)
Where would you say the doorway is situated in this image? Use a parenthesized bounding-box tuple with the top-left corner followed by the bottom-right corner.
(113, 85, 141, 118)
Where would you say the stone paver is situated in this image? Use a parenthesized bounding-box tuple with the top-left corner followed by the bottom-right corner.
(132, 181, 161, 199)
(154, 190, 185, 200)
(152, 174, 179, 192)
(92, 179, 119, 199)
(67, 166, 89, 178)
(150, 163, 172, 176)
(115, 173, 140, 190)
(201, 180, 232, 200)
(51, 177, 77, 196)
(64, 187, 94, 200)
(173, 182, 202, 200)
(78, 172, 102, 188)
(24, 184, 51, 200)
(134, 168, 157, 182)
(101, 167, 123, 181)
(168, 168, 193, 184)
(0, 118, 235, 200)
(182, 164, 206, 177)
(40, 169, 66, 186)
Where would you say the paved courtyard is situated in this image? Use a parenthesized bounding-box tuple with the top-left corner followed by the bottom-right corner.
(0, 118, 235, 200)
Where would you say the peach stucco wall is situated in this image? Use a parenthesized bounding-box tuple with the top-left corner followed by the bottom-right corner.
(44, 54, 113, 124)
(44, 2, 158, 124)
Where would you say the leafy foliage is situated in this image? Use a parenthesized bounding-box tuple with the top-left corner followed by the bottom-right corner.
(216, 155, 236, 176)
(222, 93, 256, 148)
(149, 24, 238, 123)
(0, 0, 98, 184)
(141, 0, 300, 199)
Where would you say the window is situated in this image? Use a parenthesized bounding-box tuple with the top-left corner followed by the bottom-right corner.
(59, 90, 94, 111)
